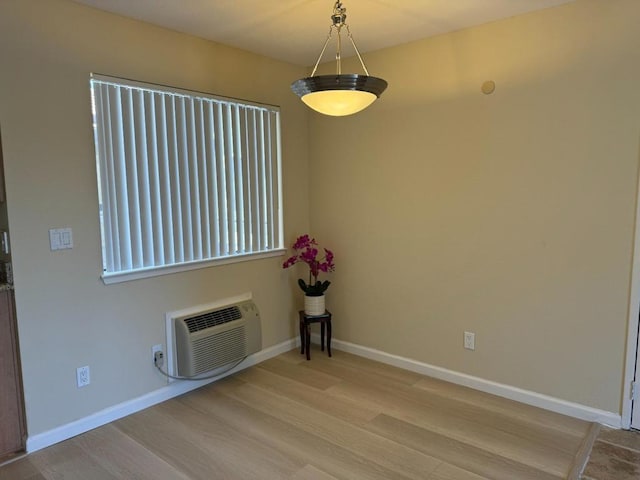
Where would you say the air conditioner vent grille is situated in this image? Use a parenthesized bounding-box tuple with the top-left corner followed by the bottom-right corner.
(184, 306, 242, 333)
(192, 326, 247, 373)
(171, 298, 262, 378)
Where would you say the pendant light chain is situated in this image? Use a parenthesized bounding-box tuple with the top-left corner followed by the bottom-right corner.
(309, 27, 334, 77)
(346, 25, 370, 76)
(311, 1, 370, 78)
(290, 0, 388, 116)
(336, 24, 342, 74)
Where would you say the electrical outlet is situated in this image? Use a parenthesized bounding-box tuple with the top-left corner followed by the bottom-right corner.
(152, 344, 164, 367)
(154, 351, 164, 368)
(464, 331, 475, 351)
(76, 366, 90, 387)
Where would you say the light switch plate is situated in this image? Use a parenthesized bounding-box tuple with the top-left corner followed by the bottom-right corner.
(49, 228, 73, 251)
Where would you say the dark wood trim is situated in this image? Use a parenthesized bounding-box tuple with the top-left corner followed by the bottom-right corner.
(0, 289, 26, 460)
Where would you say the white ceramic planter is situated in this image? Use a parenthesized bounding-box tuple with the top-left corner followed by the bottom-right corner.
(304, 294, 325, 316)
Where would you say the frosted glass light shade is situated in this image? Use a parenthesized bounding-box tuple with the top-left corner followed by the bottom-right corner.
(301, 90, 376, 116)
(291, 74, 387, 117)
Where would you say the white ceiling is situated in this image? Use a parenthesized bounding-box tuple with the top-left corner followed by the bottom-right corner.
(72, 0, 577, 66)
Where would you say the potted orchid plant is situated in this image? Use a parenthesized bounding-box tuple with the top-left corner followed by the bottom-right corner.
(283, 234, 335, 315)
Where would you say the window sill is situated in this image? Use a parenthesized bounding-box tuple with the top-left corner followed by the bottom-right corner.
(101, 249, 287, 285)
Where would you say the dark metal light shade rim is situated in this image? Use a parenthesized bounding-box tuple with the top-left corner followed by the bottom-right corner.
(291, 74, 388, 98)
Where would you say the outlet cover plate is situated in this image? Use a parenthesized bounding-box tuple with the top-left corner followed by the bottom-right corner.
(464, 331, 475, 350)
(76, 365, 90, 387)
(152, 344, 163, 362)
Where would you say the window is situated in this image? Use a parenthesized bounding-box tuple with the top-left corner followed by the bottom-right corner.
(90, 74, 283, 283)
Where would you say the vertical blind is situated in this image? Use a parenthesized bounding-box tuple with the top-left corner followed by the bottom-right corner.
(90, 75, 283, 278)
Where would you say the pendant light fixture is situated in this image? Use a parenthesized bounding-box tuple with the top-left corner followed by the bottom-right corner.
(291, 1, 388, 117)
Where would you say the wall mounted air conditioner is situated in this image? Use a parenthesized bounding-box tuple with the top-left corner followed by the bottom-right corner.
(167, 295, 262, 378)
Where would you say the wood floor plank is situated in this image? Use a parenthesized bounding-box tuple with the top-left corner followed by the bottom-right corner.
(366, 413, 564, 480)
(275, 348, 310, 365)
(308, 353, 583, 473)
(72, 423, 192, 480)
(318, 350, 425, 386)
(28, 440, 118, 480)
(412, 374, 590, 437)
(236, 365, 380, 425)
(114, 407, 234, 479)
(308, 353, 585, 452)
(178, 383, 416, 480)
(256, 356, 342, 390)
(304, 351, 421, 392)
(428, 462, 491, 480)
(115, 389, 303, 479)
(326, 377, 575, 476)
(216, 379, 442, 479)
(0, 348, 595, 480)
(0, 456, 46, 480)
(290, 464, 341, 480)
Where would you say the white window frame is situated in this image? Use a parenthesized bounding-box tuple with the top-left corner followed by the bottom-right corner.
(90, 74, 284, 284)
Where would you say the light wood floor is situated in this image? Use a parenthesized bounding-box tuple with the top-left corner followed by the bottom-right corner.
(0, 348, 597, 480)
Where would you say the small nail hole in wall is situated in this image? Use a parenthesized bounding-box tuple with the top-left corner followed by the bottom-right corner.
(481, 80, 496, 95)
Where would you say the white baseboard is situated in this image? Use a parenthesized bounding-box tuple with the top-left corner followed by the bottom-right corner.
(322, 336, 621, 428)
(27, 334, 622, 454)
(26, 338, 296, 453)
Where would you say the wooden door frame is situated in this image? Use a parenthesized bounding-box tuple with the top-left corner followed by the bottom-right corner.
(622, 150, 640, 429)
(0, 129, 26, 457)
(623, 262, 639, 429)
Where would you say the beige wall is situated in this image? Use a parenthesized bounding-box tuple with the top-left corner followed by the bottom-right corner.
(0, 0, 309, 435)
(309, 0, 640, 413)
(1, 0, 639, 440)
